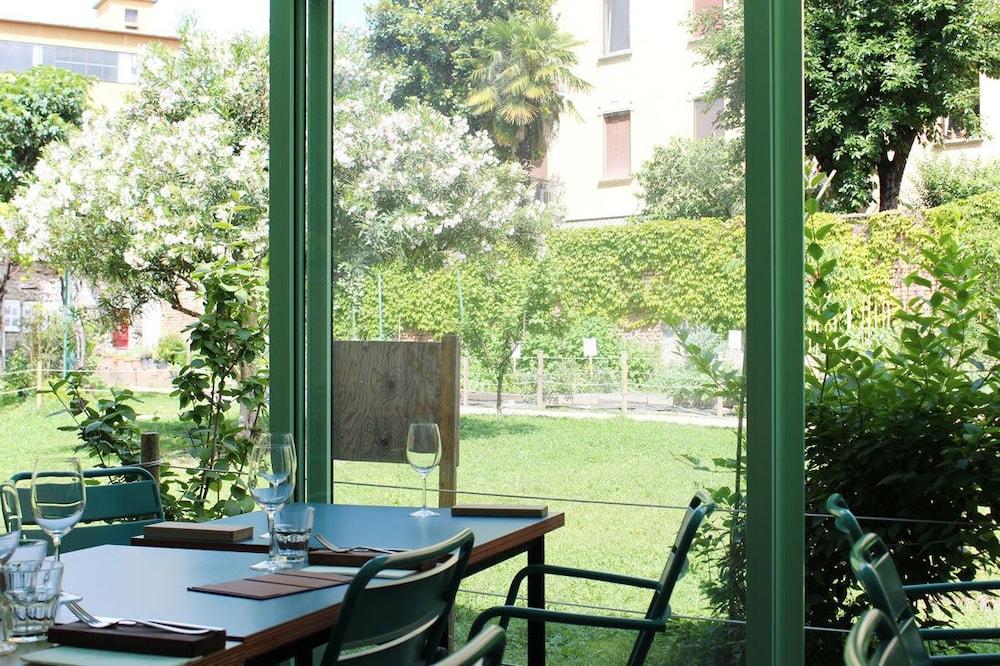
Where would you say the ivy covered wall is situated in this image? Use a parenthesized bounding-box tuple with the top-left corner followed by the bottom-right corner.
(334, 191, 1000, 341)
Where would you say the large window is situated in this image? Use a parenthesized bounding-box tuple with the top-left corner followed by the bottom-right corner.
(603, 111, 631, 179)
(604, 0, 630, 54)
(0, 40, 35, 72)
(41, 45, 119, 81)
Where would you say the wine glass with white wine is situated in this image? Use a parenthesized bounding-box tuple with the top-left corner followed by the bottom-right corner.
(406, 423, 442, 518)
(30, 457, 85, 561)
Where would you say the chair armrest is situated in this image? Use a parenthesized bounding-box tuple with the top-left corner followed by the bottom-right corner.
(920, 627, 1000, 641)
(905, 580, 1000, 596)
(502, 564, 659, 605)
(469, 604, 665, 639)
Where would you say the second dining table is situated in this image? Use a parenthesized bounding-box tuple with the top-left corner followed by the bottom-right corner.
(129, 503, 566, 665)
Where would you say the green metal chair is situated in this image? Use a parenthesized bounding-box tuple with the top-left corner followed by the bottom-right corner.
(828, 494, 1000, 633)
(6, 466, 164, 554)
(849, 533, 1000, 664)
(320, 528, 474, 665)
(468, 491, 715, 666)
(845, 609, 917, 666)
(433, 627, 506, 666)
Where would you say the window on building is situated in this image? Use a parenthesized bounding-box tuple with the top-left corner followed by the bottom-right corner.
(694, 0, 724, 10)
(605, 0, 630, 54)
(40, 45, 119, 82)
(694, 99, 725, 139)
(124, 8, 139, 29)
(2, 300, 21, 333)
(692, 0, 724, 37)
(603, 111, 631, 179)
(0, 40, 36, 72)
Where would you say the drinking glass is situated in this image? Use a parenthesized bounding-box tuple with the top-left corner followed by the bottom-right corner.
(406, 423, 441, 518)
(0, 482, 22, 656)
(274, 504, 314, 567)
(1, 560, 63, 642)
(248, 433, 296, 571)
(30, 457, 86, 561)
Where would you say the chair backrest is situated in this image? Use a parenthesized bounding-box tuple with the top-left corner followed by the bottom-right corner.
(848, 534, 931, 666)
(826, 493, 864, 545)
(332, 335, 460, 508)
(845, 609, 916, 666)
(322, 528, 474, 665)
(628, 491, 715, 666)
(6, 466, 164, 554)
(433, 626, 506, 666)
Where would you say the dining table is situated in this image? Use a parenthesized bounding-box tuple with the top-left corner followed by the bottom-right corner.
(2, 504, 564, 666)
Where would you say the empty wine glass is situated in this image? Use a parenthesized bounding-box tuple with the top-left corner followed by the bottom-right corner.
(406, 423, 441, 518)
(248, 433, 296, 572)
(30, 457, 85, 561)
(1, 482, 22, 656)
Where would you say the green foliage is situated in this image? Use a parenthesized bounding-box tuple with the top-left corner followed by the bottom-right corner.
(0, 66, 89, 202)
(915, 156, 1000, 208)
(803, 228, 1000, 642)
(154, 333, 188, 367)
(162, 253, 268, 522)
(366, 0, 554, 119)
(636, 136, 745, 219)
(692, 0, 1000, 211)
(467, 17, 590, 162)
(44, 372, 142, 468)
(0, 348, 31, 404)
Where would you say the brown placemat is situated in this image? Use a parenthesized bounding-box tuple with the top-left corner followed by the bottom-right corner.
(189, 571, 352, 600)
(451, 504, 548, 517)
(144, 522, 254, 543)
(47, 622, 226, 658)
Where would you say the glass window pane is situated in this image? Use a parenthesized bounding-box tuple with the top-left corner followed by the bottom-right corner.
(606, 0, 630, 53)
(0, 40, 35, 72)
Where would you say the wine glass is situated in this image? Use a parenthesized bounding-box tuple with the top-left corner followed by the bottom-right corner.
(248, 433, 296, 572)
(0, 482, 22, 656)
(30, 457, 86, 561)
(406, 423, 442, 518)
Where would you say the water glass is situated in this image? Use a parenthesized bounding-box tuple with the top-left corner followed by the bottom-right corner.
(9, 540, 47, 564)
(2, 560, 64, 643)
(0, 481, 22, 656)
(274, 505, 314, 566)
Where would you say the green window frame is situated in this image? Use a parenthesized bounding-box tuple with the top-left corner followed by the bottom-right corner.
(268, 0, 805, 661)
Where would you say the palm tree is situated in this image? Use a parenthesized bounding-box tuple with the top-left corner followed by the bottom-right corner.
(467, 18, 591, 164)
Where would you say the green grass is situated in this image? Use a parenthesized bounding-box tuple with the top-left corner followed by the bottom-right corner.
(1, 395, 994, 664)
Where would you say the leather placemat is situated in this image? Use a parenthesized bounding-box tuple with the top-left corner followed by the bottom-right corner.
(189, 571, 352, 600)
(47, 622, 226, 658)
(451, 504, 548, 517)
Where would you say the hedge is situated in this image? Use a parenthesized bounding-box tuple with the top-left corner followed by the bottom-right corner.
(334, 191, 1000, 339)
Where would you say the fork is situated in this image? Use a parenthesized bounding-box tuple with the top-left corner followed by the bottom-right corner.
(65, 601, 216, 635)
(315, 534, 404, 555)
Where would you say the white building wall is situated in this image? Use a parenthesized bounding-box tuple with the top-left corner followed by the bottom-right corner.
(547, 0, 710, 223)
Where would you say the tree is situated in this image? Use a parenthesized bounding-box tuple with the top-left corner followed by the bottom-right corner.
(692, 0, 1000, 211)
(636, 136, 745, 219)
(366, 0, 554, 120)
(466, 18, 590, 163)
(333, 34, 553, 287)
(0, 66, 89, 370)
(9, 26, 270, 319)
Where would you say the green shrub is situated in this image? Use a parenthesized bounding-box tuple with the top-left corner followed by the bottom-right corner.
(154, 333, 187, 366)
(635, 136, 745, 220)
(0, 348, 32, 404)
(915, 155, 1000, 207)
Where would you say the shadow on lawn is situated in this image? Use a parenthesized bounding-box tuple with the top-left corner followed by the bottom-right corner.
(459, 416, 539, 440)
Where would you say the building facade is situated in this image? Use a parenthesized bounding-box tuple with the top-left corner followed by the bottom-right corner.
(545, 0, 1000, 224)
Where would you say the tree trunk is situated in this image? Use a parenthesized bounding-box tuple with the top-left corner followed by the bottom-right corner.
(877, 134, 915, 211)
(495, 371, 504, 416)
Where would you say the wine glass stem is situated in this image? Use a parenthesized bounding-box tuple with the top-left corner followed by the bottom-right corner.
(53, 535, 61, 562)
(266, 510, 278, 562)
(422, 475, 428, 512)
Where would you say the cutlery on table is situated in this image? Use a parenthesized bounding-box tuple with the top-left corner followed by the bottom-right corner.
(65, 601, 219, 635)
(315, 534, 405, 555)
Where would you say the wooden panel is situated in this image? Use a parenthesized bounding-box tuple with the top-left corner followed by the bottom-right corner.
(332, 337, 458, 465)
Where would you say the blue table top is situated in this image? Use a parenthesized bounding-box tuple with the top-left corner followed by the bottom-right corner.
(59, 545, 346, 641)
(207, 503, 563, 560)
